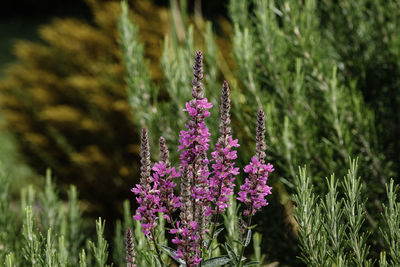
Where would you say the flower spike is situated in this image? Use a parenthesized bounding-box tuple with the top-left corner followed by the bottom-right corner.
(256, 108, 266, 162)
(126, 228, 137, 267)
(208, 81, 240, 216)
(140, 128, 151, 187)
(159, 136, 170, 168)
(238, 108, 273, 216)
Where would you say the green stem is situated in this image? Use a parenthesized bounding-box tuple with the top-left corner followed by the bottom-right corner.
(151, 230, 164, 267)
(237, 214, 253, 267)
(207, 210, 220, 251)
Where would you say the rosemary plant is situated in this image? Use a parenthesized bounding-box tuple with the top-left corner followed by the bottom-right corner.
(294, 159, 399, 266)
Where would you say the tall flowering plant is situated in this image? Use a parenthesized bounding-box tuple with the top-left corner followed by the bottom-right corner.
(130, 51, 274, 267)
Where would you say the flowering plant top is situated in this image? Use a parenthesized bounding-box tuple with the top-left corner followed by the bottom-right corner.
(130, 51, 273, 267)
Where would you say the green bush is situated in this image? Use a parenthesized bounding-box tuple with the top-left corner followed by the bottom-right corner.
(227, 0, 399, 262)
(294, 159, 400, 266)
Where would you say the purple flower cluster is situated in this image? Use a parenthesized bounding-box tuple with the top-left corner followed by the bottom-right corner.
(132, 130, 181, 235)
(131, 128, 161, 236)
(237, 109, 274, 216)
(131, 184, 160, 236)
(171, 166, 201, 266)
(155, 137, 181, 223)
(152, 162, 181, 221)
(208, 136, 239, 214)
(178, 96, 212, 204)
(170, 220, 202, 266)
(208, 81, 240, 215)
(130, 51, 273, 267)
(174, 51, 212, 265)
(237, 156, 274, 216)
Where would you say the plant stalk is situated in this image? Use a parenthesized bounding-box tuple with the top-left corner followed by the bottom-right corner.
(237, 213, 253, 267)
(151, 230, 164, 267)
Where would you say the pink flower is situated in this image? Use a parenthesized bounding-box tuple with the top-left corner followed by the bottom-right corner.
(208, 81, 240, 215)
(175, 50, 211, 266)
(131, 53, 274, 267)
(131, 128, 161, 236)
(208, 136, 240, 215)
(152, 161, 181, 223)
(169, 220, 201, 266)
(131, 184, 160, 235)
(237, 109, 273, 217)
(237, 157, 273, 216)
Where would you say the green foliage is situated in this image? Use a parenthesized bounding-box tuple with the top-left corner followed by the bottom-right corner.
(321, 174, 346, 265)
(320, 0, 400, 175)
(226, 0, 398, 262)
(228, 0, 389, 186)
(22, 206, 42, 266)
(67, 185, 83, 260)
(4, 253, 16, 267)
(39, 169, 62, 232)
(0, 164, 109, 266)
(118, 1, 153, 131)
(293, 167, 327, 265)
(251, 232, 265, 266)
(343, 160, 372, 266)
(381, 180, 400, 265)
(294, 159, 399, 266)
(89, 219, 109, 267)
(0, 165, 17, 260)
(79, 249, 88, 267)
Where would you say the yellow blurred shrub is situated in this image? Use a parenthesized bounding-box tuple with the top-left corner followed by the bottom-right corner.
(0, 0, 170, 218)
